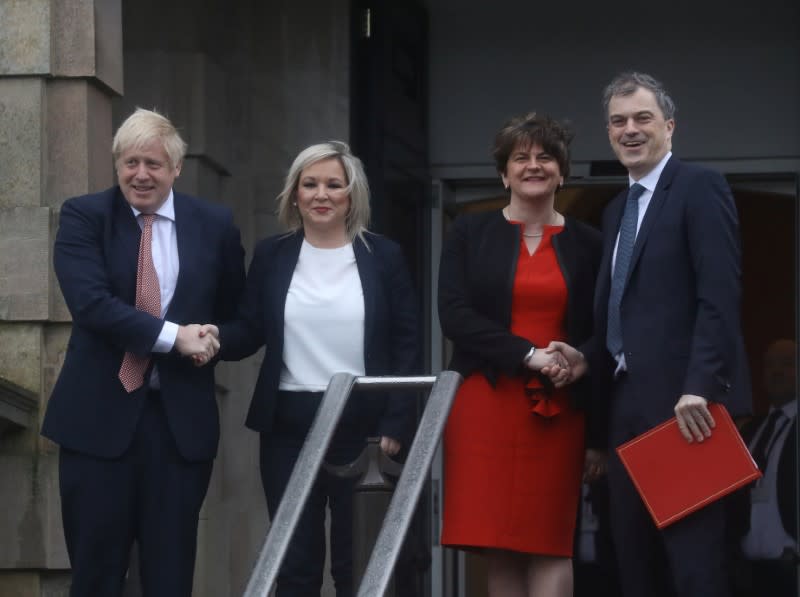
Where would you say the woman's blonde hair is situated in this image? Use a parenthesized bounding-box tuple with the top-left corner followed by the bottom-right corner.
(276, 141, 371, 242)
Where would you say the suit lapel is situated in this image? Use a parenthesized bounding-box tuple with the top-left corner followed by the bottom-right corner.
(111, 188, 143, 304)
(166, 193, 195, 319)
(354, 236, 377, 351)
(624, 156, 679, 289)
(271, 232, 304, 333)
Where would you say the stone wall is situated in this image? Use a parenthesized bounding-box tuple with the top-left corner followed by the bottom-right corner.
(0, 0, 349, 595)
(0, 0, 122, 594)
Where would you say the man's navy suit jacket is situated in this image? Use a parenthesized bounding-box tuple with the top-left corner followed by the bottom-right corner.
(42, 186, 246, 462)
(590, 156, 751, 440)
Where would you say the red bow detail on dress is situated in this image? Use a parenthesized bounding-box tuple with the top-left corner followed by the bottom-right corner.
(524, 375, 562, 418)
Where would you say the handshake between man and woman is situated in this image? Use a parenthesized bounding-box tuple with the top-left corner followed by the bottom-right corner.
(174, 323, 222, 367)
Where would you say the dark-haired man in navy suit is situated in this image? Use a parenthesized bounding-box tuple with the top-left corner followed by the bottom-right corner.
(42, 108, 245, 597)
(546, 72, 751, 597)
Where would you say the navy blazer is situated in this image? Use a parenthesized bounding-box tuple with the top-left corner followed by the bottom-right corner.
(589, 157, 751, 437)
(42, 186, 246, 462)
(218, 230, 420, 444)
(437, 210, 606, 448)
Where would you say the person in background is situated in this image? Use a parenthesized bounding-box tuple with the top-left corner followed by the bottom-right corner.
(42, 107, 246, 597)
(203, 141, 419, 596)
(438, 112, 605, 596)
(732, 339, 797, 596)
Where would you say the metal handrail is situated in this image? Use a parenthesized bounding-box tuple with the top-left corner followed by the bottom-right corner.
(242, 372, 462, 597)
(356, 370, 461, 597)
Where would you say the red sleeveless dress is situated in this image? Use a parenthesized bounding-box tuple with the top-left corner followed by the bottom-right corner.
(441, 225, 586, 556)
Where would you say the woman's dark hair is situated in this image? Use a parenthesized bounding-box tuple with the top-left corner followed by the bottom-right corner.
(492, 112, 573, 178)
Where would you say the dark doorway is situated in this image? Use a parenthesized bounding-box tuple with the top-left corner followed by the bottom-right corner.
(350, 2, 432, 596)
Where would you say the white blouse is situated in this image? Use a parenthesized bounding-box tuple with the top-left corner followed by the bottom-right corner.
(279, 240, 366, 391)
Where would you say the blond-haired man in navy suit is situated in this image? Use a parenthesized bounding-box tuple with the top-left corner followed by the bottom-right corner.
(42, 108, 245, 597)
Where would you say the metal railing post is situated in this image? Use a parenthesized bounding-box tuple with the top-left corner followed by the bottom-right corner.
(242, 373, 357, 597)
(326, 437, 403, 596)
(357, 370, 462, 597)
(241, 372, 462, 597)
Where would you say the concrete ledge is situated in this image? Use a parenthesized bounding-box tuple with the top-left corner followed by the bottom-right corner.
(0, 378, 37, 436)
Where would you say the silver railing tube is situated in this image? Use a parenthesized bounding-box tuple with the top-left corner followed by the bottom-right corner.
(356, 370, 462, 597)
(242, 372, 461, 597)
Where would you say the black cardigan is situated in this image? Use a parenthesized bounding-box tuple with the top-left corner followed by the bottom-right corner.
(437, 209, 606, 448)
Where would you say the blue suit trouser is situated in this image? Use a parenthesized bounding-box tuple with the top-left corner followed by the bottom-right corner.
(59, 391, 213, 597)
(608, 374, 731, 597)
(259, 390, 366, 597)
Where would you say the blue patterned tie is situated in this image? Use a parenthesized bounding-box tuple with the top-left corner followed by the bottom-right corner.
(606, 183, 646, 356)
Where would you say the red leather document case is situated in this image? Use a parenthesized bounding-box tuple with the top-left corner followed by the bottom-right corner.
(616, 403, 761, 529)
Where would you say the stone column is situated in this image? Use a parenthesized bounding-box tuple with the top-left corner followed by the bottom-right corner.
(0, 1, 122, 595)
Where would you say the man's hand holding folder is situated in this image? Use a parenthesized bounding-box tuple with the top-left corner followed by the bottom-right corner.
(674, 393, 716, 443)
(616, 403, 761, 529)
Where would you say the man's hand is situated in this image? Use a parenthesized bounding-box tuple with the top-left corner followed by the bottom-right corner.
(540, 341, 588, 387)
(175, 324, 219, 366)
(192, 324, 220, 366)
(380, 436, 401, 456)
(583, 449, 607, 483)
(674, 394, 715, 443)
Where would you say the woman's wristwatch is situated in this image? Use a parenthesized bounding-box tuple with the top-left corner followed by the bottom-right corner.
(523, 346, 536, 366)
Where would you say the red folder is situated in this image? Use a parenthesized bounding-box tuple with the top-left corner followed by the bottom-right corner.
(616, 403, 761, 529)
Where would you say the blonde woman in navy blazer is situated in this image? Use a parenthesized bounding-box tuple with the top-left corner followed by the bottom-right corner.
(205, 142, 419, 597)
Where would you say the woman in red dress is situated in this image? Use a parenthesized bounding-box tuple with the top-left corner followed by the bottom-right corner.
(438, 113, 606, 596)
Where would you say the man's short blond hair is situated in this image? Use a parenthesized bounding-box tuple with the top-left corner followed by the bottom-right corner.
(112, 108, 187, 168)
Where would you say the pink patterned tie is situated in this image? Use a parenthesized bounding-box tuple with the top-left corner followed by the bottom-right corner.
(118, 214, 161, 393)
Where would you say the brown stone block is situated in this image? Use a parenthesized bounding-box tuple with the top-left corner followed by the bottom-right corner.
(0, 323, 42, 395)
(38, 451, 69, 568)
(50, 1, 94, 77)
(46, 80, 114, 208)
(0, 0, 51, 75)
(0, 78, 45, 209)
(51, 0, 123, 95)
(0, 450, 68, 569)
(93, 0, 123, 95)
(176, 157, 223, 203)
(0, 454, 45, 567)
(48, 209, 71, 324)
(118, 52, 231, 172)
(0, 571, 39, 596)
(41, 573, 72, 597)
(0, 207, 50, 321)
(38, 324, 70, 450)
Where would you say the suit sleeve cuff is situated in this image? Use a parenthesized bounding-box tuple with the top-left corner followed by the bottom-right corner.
(152, 321, 178, 353)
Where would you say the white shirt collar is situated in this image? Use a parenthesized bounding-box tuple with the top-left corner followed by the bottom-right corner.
(129, 189, 176, 222)
(629, 151, 672, 193)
